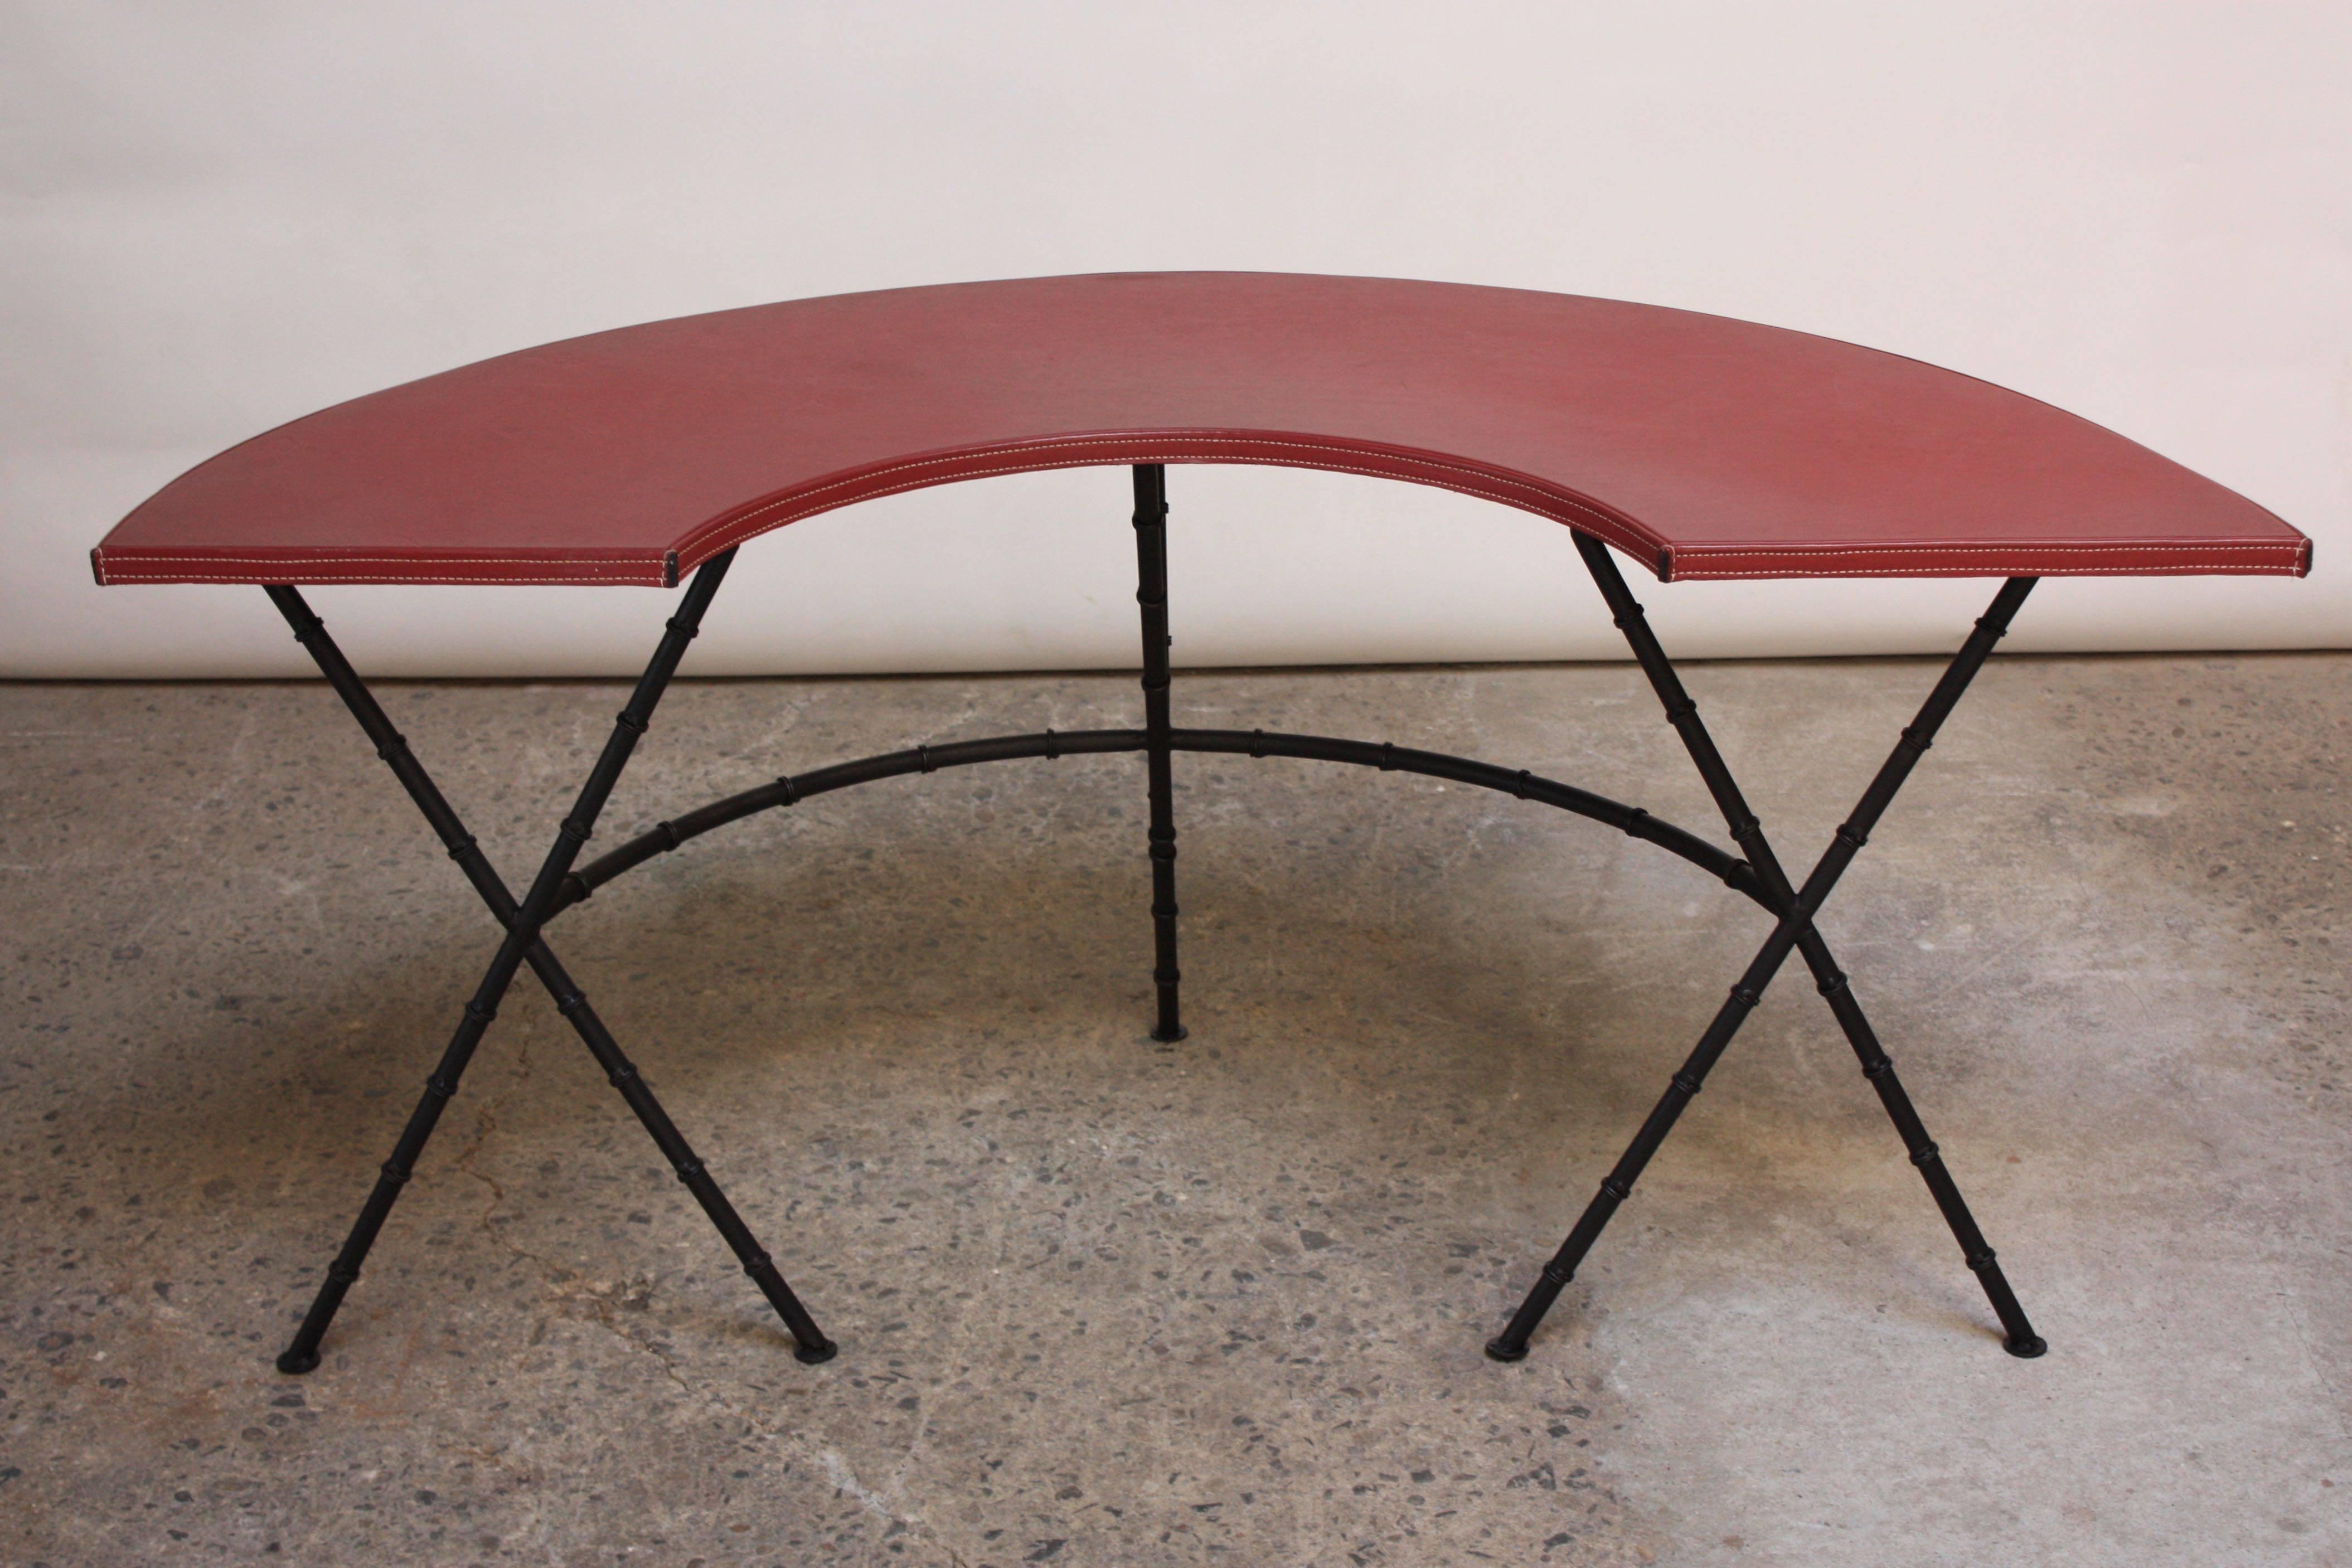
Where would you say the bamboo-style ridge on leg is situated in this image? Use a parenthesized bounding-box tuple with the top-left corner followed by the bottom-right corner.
(1569, 536, 2044, 1357)
(244, 476, 2056, 1382)
(549, 726, 1764, 911)
(1133, 463, 1187, 1042)
(268, 551, 836, 1374)
(1486, 562, 2039, 1362)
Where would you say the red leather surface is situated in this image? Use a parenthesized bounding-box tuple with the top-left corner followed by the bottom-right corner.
(93, 273, 2310, 586)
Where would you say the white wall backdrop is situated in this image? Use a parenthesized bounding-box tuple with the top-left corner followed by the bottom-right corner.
(4, 1, 2346, 678)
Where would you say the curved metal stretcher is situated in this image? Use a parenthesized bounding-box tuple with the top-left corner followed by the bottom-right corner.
(95, 273, 2311, 1380)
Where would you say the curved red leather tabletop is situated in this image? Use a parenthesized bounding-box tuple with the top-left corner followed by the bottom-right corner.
(93, 272, 2309, 587)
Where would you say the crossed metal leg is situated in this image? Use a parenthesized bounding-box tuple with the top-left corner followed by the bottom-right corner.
(1485, 542, 2045, 1361)
(265, 548, 836, 1375)
(267, 475, 1201, 1377)
(260, 465, 2041, 1378)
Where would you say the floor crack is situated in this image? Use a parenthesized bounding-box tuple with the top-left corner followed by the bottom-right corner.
(443, 1054, 938, 1549)
(449, 1095, 704, 1402)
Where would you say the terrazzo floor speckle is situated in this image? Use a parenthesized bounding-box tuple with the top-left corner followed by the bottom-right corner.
(4, 653, 2347, 1565)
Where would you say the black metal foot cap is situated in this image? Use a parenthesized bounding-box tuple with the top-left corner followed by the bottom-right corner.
(1483, 1337, 1530, 1363)
(276, 1348, 322, 1376)
(1152, 1026, 1189, 1043)
(794, 1339, 840, 1366)
(2004, 1334, 2048, 1360)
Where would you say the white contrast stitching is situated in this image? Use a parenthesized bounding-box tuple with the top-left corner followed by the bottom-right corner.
(95, 424, 2307, 586)
(1678, 560, 2305, 580)
(98, 569, 663, 585)
(1687, 541, 2297, 559)
(94, 553, 655, 566)
(675, 435, 1655, 556)
(99, 574, 664, 585)
(678, 449, 1664, 572)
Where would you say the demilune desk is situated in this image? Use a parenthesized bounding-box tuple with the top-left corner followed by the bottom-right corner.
(94, 273, 2311, 1380)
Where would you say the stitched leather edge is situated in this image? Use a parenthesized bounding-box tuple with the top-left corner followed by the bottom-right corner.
(673, 442, 1670, 580)
(92, 431, 2313, 585)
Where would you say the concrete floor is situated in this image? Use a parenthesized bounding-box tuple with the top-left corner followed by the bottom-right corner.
(2, 653, 2347, 1566)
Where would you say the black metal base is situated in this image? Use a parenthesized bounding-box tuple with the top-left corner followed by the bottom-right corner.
(248, 465, 2049, 1388)
(1134, 465, 1187, 1047)
(552, 725, 1763, 913)
(264, 551, 838, 1380)
(1476, 541, 2048, 1365)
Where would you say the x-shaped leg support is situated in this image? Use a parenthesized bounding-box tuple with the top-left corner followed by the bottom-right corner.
(1487, 538, 2046, 1362)
(264, 549, 836, 1374)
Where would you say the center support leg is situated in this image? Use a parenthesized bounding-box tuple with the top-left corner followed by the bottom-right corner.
(1133, 464, 1187, 1042)
(1486, 556, 2039, 1363)
(267, 550, 835, 1375)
